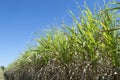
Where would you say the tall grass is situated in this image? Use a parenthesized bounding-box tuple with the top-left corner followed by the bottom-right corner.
(4, 0, 120, 80)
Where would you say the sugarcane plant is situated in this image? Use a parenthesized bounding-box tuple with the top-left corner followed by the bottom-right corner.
(4, 0, 120, 80)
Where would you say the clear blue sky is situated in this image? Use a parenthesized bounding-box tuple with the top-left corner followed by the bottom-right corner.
(0, 0, 109, 67)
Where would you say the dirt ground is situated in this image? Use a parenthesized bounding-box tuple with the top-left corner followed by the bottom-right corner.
(0, 69, 4, 80)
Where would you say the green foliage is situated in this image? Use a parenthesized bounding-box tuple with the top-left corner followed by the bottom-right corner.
(4, 0, 120, 80)
(0, 66, 5, 71)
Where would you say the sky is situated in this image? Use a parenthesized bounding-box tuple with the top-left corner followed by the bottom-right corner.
(0, 0, 109, 67)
